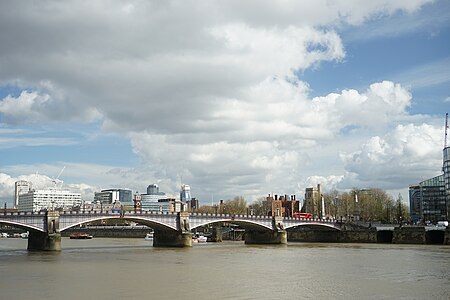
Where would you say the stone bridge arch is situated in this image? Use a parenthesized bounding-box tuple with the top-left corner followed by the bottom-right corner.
(190, 218, 273, 231)
(0, 219, 44, 233)
(59, 216, 178, 232)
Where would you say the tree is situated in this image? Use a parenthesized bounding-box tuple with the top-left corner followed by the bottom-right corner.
(223, 196, 247, 215)
(249, 196, 271, 216)
(395, 193, 409, 224)
(196, 205, 215, 214)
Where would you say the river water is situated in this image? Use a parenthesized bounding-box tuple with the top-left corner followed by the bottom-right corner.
(0, 238, 449, 300)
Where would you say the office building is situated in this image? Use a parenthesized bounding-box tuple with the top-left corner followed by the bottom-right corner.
(409, 175, 447, 224)
(94, 189, 132, 205)
(15, 180, 32, 208)
(141, 184, 166, 211)
(18, 189, 82, 212)
(409, 117, 450, 223)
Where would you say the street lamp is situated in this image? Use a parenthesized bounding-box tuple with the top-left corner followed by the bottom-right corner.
(334, 196, 338, 220)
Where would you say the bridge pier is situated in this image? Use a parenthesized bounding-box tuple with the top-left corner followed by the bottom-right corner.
(27, 210, 61, 251)
(245, 229, 287, 244)
(153, 212, 193, 247)
(153, 230, 192, 247)
(28, 231, 61, 251)
(209, 225, 222, 242)
(245, 216, 287, 245)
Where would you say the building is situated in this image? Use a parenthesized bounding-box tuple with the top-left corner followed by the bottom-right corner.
(409, 117, 450, 223)
(141, 198, 182, 213)
(443, 145, 450, 220)
(94, 189, 132, 205)
(180, 184, 191, 202)
(14, 180, 32, 208)
(133, 192, 142, 212)
(409, 175, 447, 224)
(140, 184, 166, 211)
(18, 189, 82, 212)
(303, 184, 323, 218)
(265, 194, 300, 217)
(186, 198, 199, 211)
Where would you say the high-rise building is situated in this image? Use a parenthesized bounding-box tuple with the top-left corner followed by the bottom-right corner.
(443, 145, 450, 221)
(15, 180, 32, 208)
(180, 184, 191, 202)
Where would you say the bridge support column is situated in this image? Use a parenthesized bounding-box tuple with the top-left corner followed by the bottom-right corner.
(245, 229, 287, 244)
(245, 216, 287, 245)
(153, 230, 192, 247)
(28, 211, 61, 251)
(209, 225, 222, 242)
(28, 231, 61, 251)
(153, 212, 192, 247)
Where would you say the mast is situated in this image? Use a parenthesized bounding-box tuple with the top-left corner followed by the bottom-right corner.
(445, 113, 448, 148)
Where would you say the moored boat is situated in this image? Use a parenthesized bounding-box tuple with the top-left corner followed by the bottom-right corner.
(144, 232, 154, 241)
(197, 235, 207, 243)
(69, 232, 93, 239)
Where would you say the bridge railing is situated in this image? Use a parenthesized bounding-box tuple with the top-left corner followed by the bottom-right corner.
(190, 212, 273, 219)
(283, 217, 337, 223)
(1, 211, 47, 216)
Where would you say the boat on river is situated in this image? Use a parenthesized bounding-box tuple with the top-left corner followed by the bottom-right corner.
(144, 233, 154, 241)
(69, 232, 93, 239)
(197, 236, 207, 243)
(192, 235, 207, 243)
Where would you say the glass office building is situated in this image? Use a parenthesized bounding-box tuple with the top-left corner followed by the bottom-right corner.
(409, 175, 447, 224)
(443, 146, 450, 220)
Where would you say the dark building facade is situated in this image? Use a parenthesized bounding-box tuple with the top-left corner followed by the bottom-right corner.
(409, 175, 447, 224)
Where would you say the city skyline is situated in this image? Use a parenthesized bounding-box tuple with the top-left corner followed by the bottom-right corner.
(1, 1, 449, 206)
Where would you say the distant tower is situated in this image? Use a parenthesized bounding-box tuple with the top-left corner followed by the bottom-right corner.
(133, 192, 142, 212)
(180, 184, 191, 202)
(15, 180, 31, 209)
(304, 184, 321, 217)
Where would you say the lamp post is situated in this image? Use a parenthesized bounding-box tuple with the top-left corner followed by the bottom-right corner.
(334, 196, 338, 221)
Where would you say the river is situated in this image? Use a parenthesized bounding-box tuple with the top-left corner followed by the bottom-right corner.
(0, 238, 449, 300)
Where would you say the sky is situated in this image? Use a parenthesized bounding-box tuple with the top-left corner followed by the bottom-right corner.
(0, 0, 449, 206)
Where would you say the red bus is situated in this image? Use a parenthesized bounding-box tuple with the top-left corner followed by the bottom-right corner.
(293, 212, 312, 219)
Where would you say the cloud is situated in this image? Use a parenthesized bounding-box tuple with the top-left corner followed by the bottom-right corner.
(0, 1, 442, 204)
(0, 89, 101, 125)
(127, 78, 420, 201)
(341, 123, 444, 188)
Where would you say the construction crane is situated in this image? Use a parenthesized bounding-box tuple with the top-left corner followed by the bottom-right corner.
(445, 113, 448, 149)
(52, 166, 66, 189)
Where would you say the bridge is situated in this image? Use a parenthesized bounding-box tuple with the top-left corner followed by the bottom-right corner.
(0, 210, 340, 250)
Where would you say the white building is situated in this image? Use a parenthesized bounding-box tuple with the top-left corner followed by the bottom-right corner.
(18, 189, 82, 212)
(15, 180, 32, 208)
